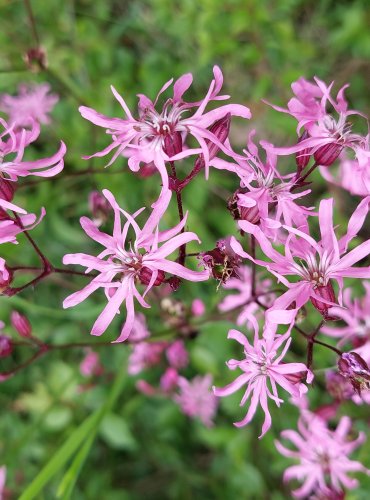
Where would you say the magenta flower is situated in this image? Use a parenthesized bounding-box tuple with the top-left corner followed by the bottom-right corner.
(231, 197, 370, 317)
(0, 118, 65, 181)
(79, 66, 251, 191)
(174, 374, 218, 427)
(265, 77, 367, 167)
(320, 151, 370, 197)
(128, 341, 167, 376)
(214, 323, 311, 437)
(63, 189, 209, 341)
(276, 411, 370, 498)
(229, 132, 314, 236)
(0, 83, 58, 127)
(80, 349, 103, 377)
(166, 340, 188, 369)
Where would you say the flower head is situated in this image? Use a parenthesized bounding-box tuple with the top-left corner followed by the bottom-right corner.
(63, 190, 209, 341)
(174, 374, 218, 427)
(79, 66, 251, 192)
(276, 411, 370, 498)
(214, 321, 311, 437)
(0, 83, 58, 127)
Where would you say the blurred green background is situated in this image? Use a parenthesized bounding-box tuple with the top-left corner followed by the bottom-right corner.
(1, 0, 370, 498)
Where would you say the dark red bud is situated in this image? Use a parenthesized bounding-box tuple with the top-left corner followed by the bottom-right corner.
(314, 142, 343, 167)
(88, 191, 111, 225)
(137, 162, 157, 178)
(11, 311, 32, 338)
(295, 131, 312, 173)
(167, 276, 181, 291)
(0, 335, 12, 358)
(23, 46, 48, 71)
(163, 131, 183, 157)
(206, 113, 231, 160)
(310, 282, 337, 320)
(0, 178, 16, 202)
(139, 267, 165, 286)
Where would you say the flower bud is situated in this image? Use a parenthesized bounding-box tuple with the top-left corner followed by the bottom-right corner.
(0, 335, 12, 358)
(228, 190, 260, 224)
(160, 367, 179, 393)
(11, 311, 32, 338)
(191, 298, 205, 317)
(310, 282, 337, 320)
(314, 142, 343, 167)
(163, 131, 183, 157)
(23, 46, 48, 71)
(0, 262, 13, 294)
(0, 178, 16, 203)
(137, 162, 157, 178)
(88, 191, 111, 227)
(295, 131, 312, 174)
(139, 267, 165, 287)
(338, 352, 370, 394)
(206, 113, 231, 160)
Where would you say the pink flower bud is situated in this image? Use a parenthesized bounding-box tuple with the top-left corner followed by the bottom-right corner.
(163, 131, 183, 157)
(314, 142, 343, 166)
(88, 191, 111, 226)
(295, 131, 312, 173)
(191, 298, 205, 317)
(310, 282, 337, 320)
(206, 113, 231, 160)
(228, 190, 260, 224)
(11, 311, 32, 337)
(0, 178, 15, 203)
(0, 336, 12, 358)
(338, 352, 370, 394)
(160, 367, 179, 393)
(138, 267, 165, 286)
(0, 263, 13, 294)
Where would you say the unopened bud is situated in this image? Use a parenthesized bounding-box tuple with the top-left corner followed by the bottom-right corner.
(0, 262, 13, 294)
(295, 131, 312, 173)
(228, 190, 260, 224)
(137, 162, 157, 178)
(310, 282, 337, 320)
(314, 142, 343, 167)
(160, 367, 179, 393)
(23, 47, 48, 71)
(163, 131, 183, 157)
(338, 352, 370, 394)
(11, 311, 32, 338)
(139, 267, 165, 287)
(206, 113, 231, 160)
(0, 335, 12, 358)
(0, 178, 16, 203)
(88, 191, 111, 227)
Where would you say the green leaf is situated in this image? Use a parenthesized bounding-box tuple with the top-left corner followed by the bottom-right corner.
(99, 413, 137, 451)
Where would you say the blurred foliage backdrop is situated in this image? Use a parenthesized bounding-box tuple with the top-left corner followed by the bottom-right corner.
(1, 0, 370, 498)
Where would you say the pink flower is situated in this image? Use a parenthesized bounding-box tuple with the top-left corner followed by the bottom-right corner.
(276, 411, 370, 498)
(218, 265, 274, 326)
(0, 83, 58, 127)
(231, 197, 370, 318)
(174, 374, 218, 427)
(166, 340, 188, 369)
(79, 66, 251, 192)
(265, 77, 367, 167)
(320, 152, 370, 197)
(227, 132, 314, 238)
(160, 367, 179, 393)
(191, 298, 205, 316)
(129, 312, 151, 342)
(214, 322, 311, 437)
(0, 118, 65, 181)
(80, 349, 103, 377)
(63, 189, 209, 341)
(128, 341, 167, 375)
